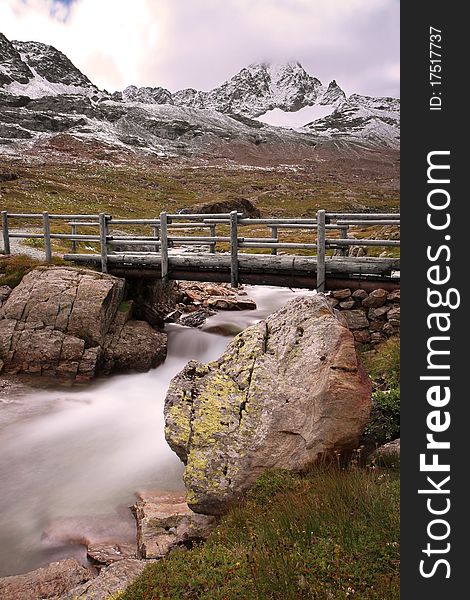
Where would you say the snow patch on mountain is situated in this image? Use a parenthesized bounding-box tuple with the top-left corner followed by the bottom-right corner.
(256, 104, 336, 128)
(0, 34, 97, 97)
(171, 62, 329, 117)
(4, 74, 95, 99)
(12, 40, 93, 87)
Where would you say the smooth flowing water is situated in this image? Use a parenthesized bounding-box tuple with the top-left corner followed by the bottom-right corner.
(0, 286, 312, 577)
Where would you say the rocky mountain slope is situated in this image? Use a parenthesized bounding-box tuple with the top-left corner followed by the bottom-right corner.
(112, 62, 347, 117)
(0, 33, 99, 98)
(0, 32, 399, 162)
(305, 94, 399, 148)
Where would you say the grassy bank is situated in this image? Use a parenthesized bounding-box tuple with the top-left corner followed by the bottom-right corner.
(0, 254, 66, 288)
(121, 467, 399, 600)
(1, 158, 399, 258)
(118, 336, 400, 600)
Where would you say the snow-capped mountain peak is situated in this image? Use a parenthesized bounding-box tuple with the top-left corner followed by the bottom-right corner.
(171, 61, 328, 117)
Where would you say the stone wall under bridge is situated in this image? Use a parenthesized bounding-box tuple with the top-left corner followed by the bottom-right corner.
(327, 287, 400, 345)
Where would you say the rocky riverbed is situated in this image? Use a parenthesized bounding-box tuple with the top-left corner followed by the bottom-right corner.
(1, 265, 400, 599)
(1, 276, 318, 598)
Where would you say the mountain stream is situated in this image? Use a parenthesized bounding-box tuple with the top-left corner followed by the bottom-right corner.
(0, 286, 312, 576)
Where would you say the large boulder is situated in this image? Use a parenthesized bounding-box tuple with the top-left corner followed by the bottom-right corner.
(0, 267, 167, 379)
(165, 294, 372, 515)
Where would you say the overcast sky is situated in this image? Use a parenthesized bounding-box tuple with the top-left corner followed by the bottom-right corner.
(0, 0, 399, 97)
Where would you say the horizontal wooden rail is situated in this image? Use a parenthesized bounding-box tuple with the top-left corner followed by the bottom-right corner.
(239, 242, 317, 250)
(325, 213, 400, 219)
(6, 213, 100, 219)
(325, 239, 400, 247)
(8, 232, 44, 239)
(167, 212, 243, 220)
(336, 220, 400, 226)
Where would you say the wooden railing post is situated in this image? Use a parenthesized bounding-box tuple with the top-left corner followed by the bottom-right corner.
(209, 224, 216, 254)
(1, 211, 10, 255)
(230, 210, 239, 288)
(71, 223, 77, 253)
(339, 225, 348, 257)
(43, 211, 52, 263)
(316, 209, 326, 292)
(270, 226, 278, 255)
(152, 221, 160, 253)
(160, 212, 169, 281)
(99, 213, 108, 273)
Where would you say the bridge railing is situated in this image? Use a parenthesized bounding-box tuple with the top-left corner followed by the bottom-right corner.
(1, 210, 400, 291)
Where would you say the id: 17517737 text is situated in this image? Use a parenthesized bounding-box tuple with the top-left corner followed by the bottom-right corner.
(429, 26, 443, 111)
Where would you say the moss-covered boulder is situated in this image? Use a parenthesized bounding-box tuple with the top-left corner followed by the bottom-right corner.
(164, 294, 372, 515)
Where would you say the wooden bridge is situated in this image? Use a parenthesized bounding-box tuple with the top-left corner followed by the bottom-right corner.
(1, 210, 400, 291)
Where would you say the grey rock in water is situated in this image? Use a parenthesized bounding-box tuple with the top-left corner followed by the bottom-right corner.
(132, 491, 216, 559)
(63, 559, 147, 600)
(0, 558, 92, 600)
(87, 543, 136, 567)
(165, 294, 372, 515)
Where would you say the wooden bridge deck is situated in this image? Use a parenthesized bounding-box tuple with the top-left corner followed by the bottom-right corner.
(1, 210, 400, 291)
(63, 252, 400, 291)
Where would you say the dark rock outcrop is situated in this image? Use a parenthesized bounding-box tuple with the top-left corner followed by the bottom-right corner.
(180, 197, 261, 218)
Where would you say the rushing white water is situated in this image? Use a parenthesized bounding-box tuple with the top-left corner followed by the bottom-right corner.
(0, 286, 312, 576)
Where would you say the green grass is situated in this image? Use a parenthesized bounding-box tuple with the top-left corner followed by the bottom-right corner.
(0, 159, 398, 221)
(360, 337, 400, 454)
(0, 254, 66, 288)
(121, 467, 399, 600)
(1, 158, 399, 257)
(362, 337, 400, 390)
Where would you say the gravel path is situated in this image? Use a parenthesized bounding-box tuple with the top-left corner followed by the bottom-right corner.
(2, 229, 58, 261)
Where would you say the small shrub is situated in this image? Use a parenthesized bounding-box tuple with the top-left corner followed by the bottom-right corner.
(362, 336, 400, 389)
(23, 237, 45, 249)
(361, 337, 400, 453)
(363, 387, 400, 451)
